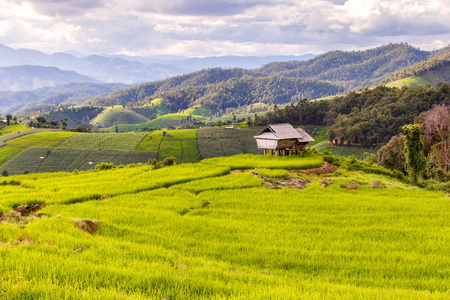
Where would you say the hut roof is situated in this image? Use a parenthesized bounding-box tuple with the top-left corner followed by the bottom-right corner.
(295, 128, 315, 142)
(254, 123, 315, 142)
(254, 123, 302, 140)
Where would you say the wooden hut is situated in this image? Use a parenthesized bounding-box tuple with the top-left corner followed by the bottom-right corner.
(253, 123, 315, 156)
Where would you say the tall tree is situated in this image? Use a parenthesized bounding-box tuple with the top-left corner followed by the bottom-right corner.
(402, 124, 427, 182)
(5, 114, 11, 126)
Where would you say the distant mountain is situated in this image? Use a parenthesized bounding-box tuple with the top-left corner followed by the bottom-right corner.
(91, 44, 450, 109)
(0, 44, 316, 86)
(167, 54, 317, 70)
(0, 65, 98, 91)
(254, 43, 443, 88)
(0, 44, 191, 85)
(0, 82, 129, 115)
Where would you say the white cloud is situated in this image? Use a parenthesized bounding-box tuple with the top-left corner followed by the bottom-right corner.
(0, 0, 449, 56)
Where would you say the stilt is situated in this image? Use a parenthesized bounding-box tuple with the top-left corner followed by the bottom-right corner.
(289, 149, 292, 156)
(283, 149, 286, 156)
(263, 149, 266, 156)
(271, 150, 274, 156)
(275, 149, 279, 156)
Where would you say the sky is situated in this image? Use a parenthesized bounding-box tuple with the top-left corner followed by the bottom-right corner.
(0, 0, 449, 57)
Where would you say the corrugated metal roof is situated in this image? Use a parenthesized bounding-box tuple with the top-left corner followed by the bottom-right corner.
(296, 128, 315, 142)
(253, 132, 278, 140)
(256, 123, 302, 139)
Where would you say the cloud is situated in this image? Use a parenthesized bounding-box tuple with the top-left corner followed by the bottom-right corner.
(0, 0, 449, 56)
(137, 0, 272, 16)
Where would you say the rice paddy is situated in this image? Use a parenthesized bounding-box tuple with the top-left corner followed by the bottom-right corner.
(57, 132, 149, 151)
(0, 154, 448, 299)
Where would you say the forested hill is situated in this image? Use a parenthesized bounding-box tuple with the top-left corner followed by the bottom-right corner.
(89, 43, 449, 109)
(89, 68, 250, 107)
(389, 54, 450, 84)
(144, 76, 343, 112)
(255, 43, 435, 88)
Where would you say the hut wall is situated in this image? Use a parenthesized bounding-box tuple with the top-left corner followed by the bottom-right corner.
(255, 139, 277, 150)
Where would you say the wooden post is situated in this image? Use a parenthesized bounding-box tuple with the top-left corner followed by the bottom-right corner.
(263, 149, 266, 156)
(275, 149, 279, 156)
(289, 149, 292, 156)
(283, 149, 286, 156)
(271, 150, 274, 156)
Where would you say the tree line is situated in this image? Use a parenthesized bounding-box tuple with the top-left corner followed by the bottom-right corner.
(254, 83, 450, 149)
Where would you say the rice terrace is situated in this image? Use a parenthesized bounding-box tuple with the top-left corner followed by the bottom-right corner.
(1, 41, 450, 299)
(0, 124, 448, 299)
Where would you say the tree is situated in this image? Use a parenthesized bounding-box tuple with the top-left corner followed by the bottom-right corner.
(376, 135, 405, 173)
(419, 105, 450, 172)
(2, 169, 8, 176)
(5, 114, 11, 126)
(61, 118, 68, 130)
(402, 124, 426, 182)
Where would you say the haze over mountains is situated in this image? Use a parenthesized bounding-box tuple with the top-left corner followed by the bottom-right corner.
(0, 44, 315, 91)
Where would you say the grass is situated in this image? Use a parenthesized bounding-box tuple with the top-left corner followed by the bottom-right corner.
(0, 155, 448, 298)
(386, 76, 432, 88)
(0, 124, 28, 137)
(136, 129, 199, 164)
(202, 153, 324, 170)
(0, 131, 78, 166)
(183, 105, 214, 118)
(90, 107, 148, 127)
(312, 141, 379, 160)
(57, 132, 149, 151)
(111, 113, 206, 132)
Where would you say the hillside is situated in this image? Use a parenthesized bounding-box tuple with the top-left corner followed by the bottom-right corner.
(89, 44, 449, 111)
(256, 43, 433, 88)
(90, 107, 149, 128)
(0, 154, 448, 298)
(387, 54, 450, 88)
(0, 65, 98, 91)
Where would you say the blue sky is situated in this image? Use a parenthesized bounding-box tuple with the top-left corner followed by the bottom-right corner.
(0, 0, 449, 57)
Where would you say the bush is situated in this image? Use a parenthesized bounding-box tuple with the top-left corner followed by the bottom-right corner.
(95, 162, 116, 171)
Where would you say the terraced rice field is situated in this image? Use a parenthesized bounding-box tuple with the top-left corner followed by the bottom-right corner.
(2, 147, 157, 175)
(0, 131, 79, 166)
(136, 129, 199, 164)
(0, 156, 448, 299)
(57, 132, 149, 151)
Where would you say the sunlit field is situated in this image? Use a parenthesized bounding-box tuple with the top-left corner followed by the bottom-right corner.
(0, 155, 449, 299)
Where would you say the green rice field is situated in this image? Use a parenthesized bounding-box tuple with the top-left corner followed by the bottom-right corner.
(0, 124, 28, 137)
(197, 127, 263, 159)
(0, 131, 79, 166)
(312, 141, 378, 159)
(136, 129, 199, 164)
(0, 155, 448, 299)
(2, 147, 157, 175)
(57, 132, 149, 151)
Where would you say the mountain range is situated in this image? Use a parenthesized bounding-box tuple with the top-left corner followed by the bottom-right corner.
(0, 44, 315, 90)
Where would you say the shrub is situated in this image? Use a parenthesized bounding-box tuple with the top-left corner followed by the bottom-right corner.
(95, 162, 116, 171)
